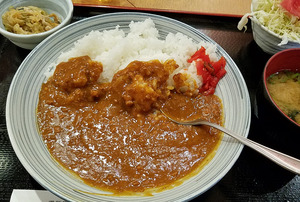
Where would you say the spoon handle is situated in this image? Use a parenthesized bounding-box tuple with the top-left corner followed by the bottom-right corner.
(202, 120, 300, 175)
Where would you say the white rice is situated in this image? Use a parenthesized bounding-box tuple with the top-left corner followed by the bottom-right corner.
(46, 18, 219, 91)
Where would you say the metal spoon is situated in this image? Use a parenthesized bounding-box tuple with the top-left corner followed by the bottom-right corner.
(162, 112, 300, 175)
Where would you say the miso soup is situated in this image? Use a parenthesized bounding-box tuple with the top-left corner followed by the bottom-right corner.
(267, 70, 300, 125)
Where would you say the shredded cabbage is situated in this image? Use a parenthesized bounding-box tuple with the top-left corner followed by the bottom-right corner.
(2, 6, 60, 34)
(238, 0, 300, 46)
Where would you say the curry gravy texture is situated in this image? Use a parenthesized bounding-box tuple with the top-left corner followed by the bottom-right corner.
(37, 56, 223, 194)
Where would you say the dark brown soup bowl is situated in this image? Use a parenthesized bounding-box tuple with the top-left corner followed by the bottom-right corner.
(263, 48, 300, 128)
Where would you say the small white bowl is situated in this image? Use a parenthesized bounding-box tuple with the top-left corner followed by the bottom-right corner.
(251, 18, 300, 55)
(250, 0, 300, 55)
(0, 0, 73, 50)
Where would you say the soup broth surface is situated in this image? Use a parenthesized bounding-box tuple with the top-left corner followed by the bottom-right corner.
(267, 70, 300, 125)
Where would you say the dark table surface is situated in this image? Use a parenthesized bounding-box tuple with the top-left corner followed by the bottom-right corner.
(1, 6, 300, 202)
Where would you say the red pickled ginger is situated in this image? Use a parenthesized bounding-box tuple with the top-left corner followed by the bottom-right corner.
(281, 0, 300, 18)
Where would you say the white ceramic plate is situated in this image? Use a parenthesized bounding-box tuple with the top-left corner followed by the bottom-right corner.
(6, 12, 251, 201)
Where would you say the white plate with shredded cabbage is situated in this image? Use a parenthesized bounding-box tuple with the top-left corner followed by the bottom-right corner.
(6, 12, 251, 201)
(238, 0, 300, 54)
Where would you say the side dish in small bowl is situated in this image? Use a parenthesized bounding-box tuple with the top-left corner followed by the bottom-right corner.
(0, 0, 73, 49)
(263, 48, 300, 127)
(238, 0, 300, 55)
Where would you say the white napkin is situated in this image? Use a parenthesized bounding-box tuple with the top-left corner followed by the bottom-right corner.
(10, 190, 65, 202)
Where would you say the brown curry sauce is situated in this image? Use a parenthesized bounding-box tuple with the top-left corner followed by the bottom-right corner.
(37, 56, 223, 194)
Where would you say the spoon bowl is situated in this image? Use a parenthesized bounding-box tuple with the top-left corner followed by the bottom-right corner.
(161, 111, 300, 175)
